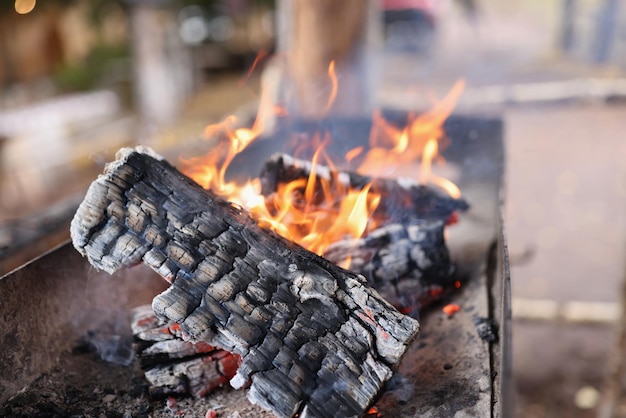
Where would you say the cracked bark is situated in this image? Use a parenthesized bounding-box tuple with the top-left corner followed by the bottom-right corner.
(324, 221, 456, 314)
(71, 147, 419, 418)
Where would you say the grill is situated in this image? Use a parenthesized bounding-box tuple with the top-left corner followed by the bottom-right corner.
(0, 113, 510, 417)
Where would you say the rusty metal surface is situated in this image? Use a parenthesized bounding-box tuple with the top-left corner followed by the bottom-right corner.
(0, 194, 83, 276)
(0, 243, 167, 404)
(0, 113, 508, 416)
(493, 201, 513, 418)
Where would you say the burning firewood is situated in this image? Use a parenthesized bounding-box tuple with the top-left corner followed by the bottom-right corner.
(71, 147, 419, 418)
(323, 220, 456, 314)
(259, 153, 469, 225)
(260, 153, 462, 314)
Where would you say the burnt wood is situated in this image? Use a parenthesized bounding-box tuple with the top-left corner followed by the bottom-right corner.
(324, 221, 456, 315)
(259, 153, 469, 224)
(70, 147, 420, 418)
(131, 305, 239, 398)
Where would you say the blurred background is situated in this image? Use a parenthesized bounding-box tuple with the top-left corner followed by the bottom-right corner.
(1, 0, 626, 417)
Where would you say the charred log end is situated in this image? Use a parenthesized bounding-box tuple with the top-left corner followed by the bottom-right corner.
(131, 305, 240, 399)
(70, 147, 164, 273)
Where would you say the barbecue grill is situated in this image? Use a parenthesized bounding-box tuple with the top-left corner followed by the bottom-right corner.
(0, 113, 510, 417)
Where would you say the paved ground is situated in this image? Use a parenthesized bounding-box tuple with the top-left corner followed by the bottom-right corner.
(506, 103, 626, 303)
(506, 102, 626, 417)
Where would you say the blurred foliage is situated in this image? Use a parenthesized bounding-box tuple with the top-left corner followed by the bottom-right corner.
(178, 0, 275, 8)
(54, 43, 130, 92)
(0, 0, 274, 90)
(0, 0, 274, 16)
(0, 0, 78, 15)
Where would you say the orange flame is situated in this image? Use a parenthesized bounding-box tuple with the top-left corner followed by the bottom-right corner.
(420, 138, 462, 199)
(238, 49, 269, 88)
(254, 150, 381, 256)
(180, 73, 283, 203)
(182, 61, 464, 258)
(324, 60, 338, 113)
(359, 79, 466, 190)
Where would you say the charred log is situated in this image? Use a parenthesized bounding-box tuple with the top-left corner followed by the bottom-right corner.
(71, 147, 419, 418)
(130, 305, 239, 398)
(324, 221, 456, 315)
(259, 153, 469, 224)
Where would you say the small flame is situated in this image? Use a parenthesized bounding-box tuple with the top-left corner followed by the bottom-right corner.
(324, 60, 338, 113)
(181, 74, 280, 201)
(256, 152, 381, 256)
(393, 128, 410, 154)
(345, 146, 364, 164)
(239, 49, 269, 88)
(420, 138, 462, 199)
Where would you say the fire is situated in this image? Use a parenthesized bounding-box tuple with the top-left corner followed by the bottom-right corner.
(443, 303, 461, 318)
(180, 74, 282, 202)
(420, 138, 462, 199)
(181, 62, 464, 258)
(324, 60, 338, 113)
(239, 49, 269, 88)
(358, 80, 465, 191)
(254, 149, 381, 257)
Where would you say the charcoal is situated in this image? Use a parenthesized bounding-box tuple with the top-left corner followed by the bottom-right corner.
(473, 316, 499, 343)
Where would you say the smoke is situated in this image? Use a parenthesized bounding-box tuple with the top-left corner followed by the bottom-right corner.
(80, 330, 135, 366)
(73, 300, 138, 367)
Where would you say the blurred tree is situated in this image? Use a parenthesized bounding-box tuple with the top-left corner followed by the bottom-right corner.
(0, 0, 118, 87)
(0, 0, 76, 15)
(0, 0, 275, 20)
(0, 2, 80, 85)
(0, 0, 274, 106)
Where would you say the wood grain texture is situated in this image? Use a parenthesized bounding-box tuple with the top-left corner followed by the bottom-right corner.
(71, 147, 419, 418)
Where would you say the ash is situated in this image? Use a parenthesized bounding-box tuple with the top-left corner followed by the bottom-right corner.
(1, 350, 151, 418)
(0, 347, 271, 418)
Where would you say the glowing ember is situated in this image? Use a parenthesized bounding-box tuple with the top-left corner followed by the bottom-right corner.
(443, 304, 461, 318)
(365, 406, 382, 417)
(255, 150, 382, 257)
(181, 61, 464, 259)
